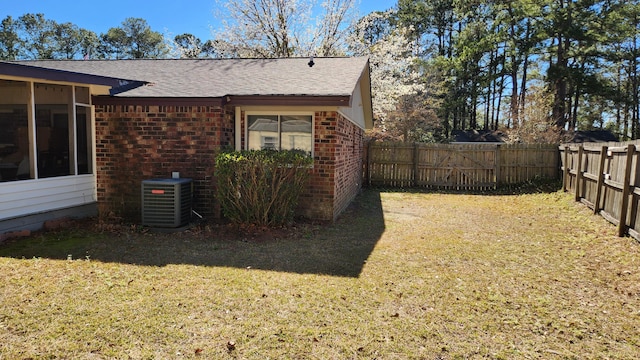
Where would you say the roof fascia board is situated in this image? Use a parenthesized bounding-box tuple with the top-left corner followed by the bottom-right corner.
(360, 59, 374, 129)
(238, 105, 338, 112)
(92, 96, 225, 107)
(92, 95, 350, 107)
(225, 95, 351, 107)
(1, 74, 113, 95)
(0, 61, 146, 92)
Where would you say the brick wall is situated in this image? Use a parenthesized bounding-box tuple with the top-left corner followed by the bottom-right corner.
(94, 104, 234, 221)
(298, 111, 336, 220)
(332, 112, 365, 219)
(95, 105, 363, 223)
(298, 111, 364, 221)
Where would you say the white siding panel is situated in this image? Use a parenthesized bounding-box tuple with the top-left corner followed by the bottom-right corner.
(337, 79, 366, 130)
(0, 175, 96, 220)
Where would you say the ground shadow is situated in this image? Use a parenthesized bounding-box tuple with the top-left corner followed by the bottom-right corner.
(370, 177, 563, 196)
(0, 190, 386, 278)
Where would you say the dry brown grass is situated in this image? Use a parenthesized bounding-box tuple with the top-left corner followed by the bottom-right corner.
(1, 189, 639, 359)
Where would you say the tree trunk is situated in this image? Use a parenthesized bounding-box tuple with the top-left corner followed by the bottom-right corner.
(633, 33, 640, 139)
(572, 84, 580, 130)
(552, 33, 568, 128)
(496, 73, 505, 130)
(518, 20, 532, 118)
(616, 63, 622, 137)
(552, 0, 571, 129)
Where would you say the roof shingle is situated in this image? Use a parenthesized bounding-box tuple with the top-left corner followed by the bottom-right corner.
(15, 57, 369, 98)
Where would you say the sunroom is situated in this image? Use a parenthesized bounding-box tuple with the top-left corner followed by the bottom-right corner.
(0, 62, 142, 233)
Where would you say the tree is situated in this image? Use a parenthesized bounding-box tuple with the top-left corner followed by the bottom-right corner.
(394, 0, 640, 141)
(53, 22, 83, 59)
(18, 13, 56, 59)
(0, 16, 22, 60)
(349, 12, 422, 119)
(172, 33, 218, 58)
(348, 10, 443, 140)
(53, 22, 99, 60)
(386, 92, 443, 142)
(99, 18, 168, 59)
(397, 0, 455, 57)
(99, 27, 128, 59)
(174, 33, 203, 58)
(505, 84, 562, 143)
(1, 13, 97, 60)
(79, 29, 100, 59)
(311, 0, 358, 56)
(212, 0, 303, 57)
(210, 0, 357, 57)
(397, 0, 458, 136)
(606, 1, 640, 139)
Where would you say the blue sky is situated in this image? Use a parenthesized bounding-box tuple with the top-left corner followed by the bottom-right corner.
(3, 0, 397, 41)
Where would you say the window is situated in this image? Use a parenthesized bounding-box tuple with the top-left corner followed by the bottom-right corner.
(247, 114, 312, 155)
(0, 80, 30, 181)
(35, 84, 72, 178)
(0, 79, 93, 182)
(76, 106, 92, 175)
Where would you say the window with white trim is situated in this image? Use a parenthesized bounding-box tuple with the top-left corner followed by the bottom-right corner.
(0, 79, 93, 182)
(246, 114, 313, 155)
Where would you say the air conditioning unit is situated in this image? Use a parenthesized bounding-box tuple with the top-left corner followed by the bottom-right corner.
(141, 178, 192, 228)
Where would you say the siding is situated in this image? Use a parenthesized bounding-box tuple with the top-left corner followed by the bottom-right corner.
(0, 175, 96, 221)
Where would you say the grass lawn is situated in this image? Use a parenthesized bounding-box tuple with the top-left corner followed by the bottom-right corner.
(1, 188, 639, 359)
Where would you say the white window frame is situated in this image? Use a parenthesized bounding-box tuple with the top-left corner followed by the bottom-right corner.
(244, 111, 314, 157)
(0, 79, 94, 181)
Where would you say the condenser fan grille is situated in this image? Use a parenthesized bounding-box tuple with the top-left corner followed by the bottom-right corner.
(141, 178, 192, 228)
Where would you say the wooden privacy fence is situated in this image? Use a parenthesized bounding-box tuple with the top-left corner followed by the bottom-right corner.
(560, 140, 640, 240)
(365, 142, 559, 190)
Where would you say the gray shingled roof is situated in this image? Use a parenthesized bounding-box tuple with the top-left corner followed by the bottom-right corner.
(16, 57, 369, 98)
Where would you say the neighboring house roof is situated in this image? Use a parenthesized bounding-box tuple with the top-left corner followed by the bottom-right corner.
(452, 129, 619, 144)
(562, 130, 619, 143)
(9, 57, 369, 98)
(452, 130, 507, 143)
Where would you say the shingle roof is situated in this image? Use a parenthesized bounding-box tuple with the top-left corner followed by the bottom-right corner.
(562, 130, 619, 143)
(14, 57, 369, 98)
(452, 130, 507, 143)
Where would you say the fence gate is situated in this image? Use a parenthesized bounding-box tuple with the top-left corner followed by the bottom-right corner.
(367, 143, 498, 190)
(420, 145, 497, 190)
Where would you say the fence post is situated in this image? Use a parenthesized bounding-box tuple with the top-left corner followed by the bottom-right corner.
(413, 142, 419, 187)
(563, 146, 570, 192)
(618, 144, 635, 237)
(495, 144, 501, 188)
(367, 141, 373, 187)
(555, 145, 561, 181)
(575, 146, 584, 202)
(593, 145, 608, 214)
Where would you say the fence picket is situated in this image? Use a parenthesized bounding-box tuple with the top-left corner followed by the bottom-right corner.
(559, 140, 640, 241)
(366, 142, 558, 191)
(593, 146, 608, 214)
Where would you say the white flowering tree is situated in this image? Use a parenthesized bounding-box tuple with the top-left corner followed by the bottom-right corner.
(210, 0, 357, 57)
(347, 10, 428, 137)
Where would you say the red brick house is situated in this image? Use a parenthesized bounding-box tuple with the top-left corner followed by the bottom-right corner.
(0, 58, 373, 233)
